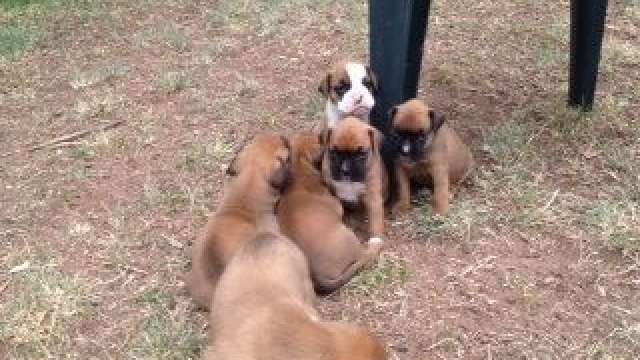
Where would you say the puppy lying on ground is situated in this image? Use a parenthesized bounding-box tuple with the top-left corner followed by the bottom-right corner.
(321, 117, 388, 241)
(390, 99, 473, 216)
(186, 134, 291, 310)
(278, 133, 383, 294)
(318, 61, 378, 129)
(204, 231, 388, 360)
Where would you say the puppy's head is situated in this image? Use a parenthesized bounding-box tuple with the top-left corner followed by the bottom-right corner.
(226, 134, 292, 191)
(318, 61, 378, 120)
(327, 323, 388, 360)
(322, 117, 380, 183)
(389, 99, 445, 161)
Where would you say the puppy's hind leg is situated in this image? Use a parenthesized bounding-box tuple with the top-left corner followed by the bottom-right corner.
(431, 165, 451, 216)
(314, 240, 382, 295)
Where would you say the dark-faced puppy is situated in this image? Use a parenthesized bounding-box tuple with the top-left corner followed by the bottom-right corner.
(277, 133, 382, 294)
(390, 99, 473, 216)
(318, 61, 378, 129)
(205, 231, 388, 360)
(321, 117, 388, 241)
(186, 134, 291, 310)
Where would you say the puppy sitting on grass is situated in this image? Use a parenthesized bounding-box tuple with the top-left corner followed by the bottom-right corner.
(186, 134, 291, 310)
(390, 99, 473, 216)
(277, 133, 383, 294)
(204, 231, 388, 360)
(320, 117, 388, 242)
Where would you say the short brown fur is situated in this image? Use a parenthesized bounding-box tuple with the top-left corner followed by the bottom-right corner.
(186, 134, 291, 310)
(204, 232, 388, 360)
(278, 133, 382, 294)
(391, 99, 473, 216)
(321, 117, 388, 239)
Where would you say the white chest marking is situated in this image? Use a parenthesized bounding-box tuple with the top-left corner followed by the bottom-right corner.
(331, 180, 366, 203)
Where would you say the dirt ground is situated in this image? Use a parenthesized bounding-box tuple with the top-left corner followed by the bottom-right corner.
(1, 0, 639, 359)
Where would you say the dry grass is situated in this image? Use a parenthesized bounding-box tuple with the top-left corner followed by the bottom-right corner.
(1, 253, 91, 359)
(1, 0, 639, 359)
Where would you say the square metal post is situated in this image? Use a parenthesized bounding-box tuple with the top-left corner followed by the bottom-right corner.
(569, 0, 609, 111)
(369, 0, 433, 133)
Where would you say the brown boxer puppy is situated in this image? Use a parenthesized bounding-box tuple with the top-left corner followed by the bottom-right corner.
(186, 134, 291, 310)
(277, 133, 383, 294)
(320, 117, 387, 241)
(390, 99, 473, 216)
(204, 231, 388, 360)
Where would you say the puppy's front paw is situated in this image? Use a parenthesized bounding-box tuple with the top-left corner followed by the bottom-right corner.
(367, 236, 384, 252)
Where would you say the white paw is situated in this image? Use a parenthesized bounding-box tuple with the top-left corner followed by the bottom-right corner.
(368, 236, 384, 245)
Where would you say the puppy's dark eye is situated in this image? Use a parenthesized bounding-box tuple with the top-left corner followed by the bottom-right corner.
(333, 81, 350, 97)
(362, 78, 373, 90)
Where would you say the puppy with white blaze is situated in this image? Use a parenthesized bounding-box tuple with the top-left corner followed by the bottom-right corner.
(318, 61, 378, 129)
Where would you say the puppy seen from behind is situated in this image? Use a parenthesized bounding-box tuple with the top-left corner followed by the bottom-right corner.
(204, 231, 388, 360)
(185, 134, 291, 310)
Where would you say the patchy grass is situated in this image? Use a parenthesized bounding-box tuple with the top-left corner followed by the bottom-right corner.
(69, 92, 125, 123)
(157, 70, 192, 94)
(129, 288, 205, 359)
(69, 63, 129, 89)
(142, 181, 188, 214)
(581, 199, 639, 254)
(0, 0, 107, 61)
(0, 25, 34, 59)
(585, 321, 640, 360)
(0, 254, 91, 359)
(177, 135, 233, 173)
(134, 22, 191, 52)
(347, 254, 410, 295)
(412, 195, 490, 242)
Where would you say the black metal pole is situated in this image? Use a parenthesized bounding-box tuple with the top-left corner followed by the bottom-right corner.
(568, 0, 609, 111)
(369, 0, 432, 133)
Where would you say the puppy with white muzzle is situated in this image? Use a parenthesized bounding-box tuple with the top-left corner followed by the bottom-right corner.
(318, 61, 378, 129)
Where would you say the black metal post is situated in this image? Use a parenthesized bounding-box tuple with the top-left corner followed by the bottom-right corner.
(369, 0, 433, 133)
(568, 0, 609, 111)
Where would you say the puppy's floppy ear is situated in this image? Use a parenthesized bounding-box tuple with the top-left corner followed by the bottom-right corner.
(366, 66, 379, 94)
(268, 136, 292, 190)
(268, 158, 291, 191)
(318, 73, 331, 97)
(428, 109, 446, 132)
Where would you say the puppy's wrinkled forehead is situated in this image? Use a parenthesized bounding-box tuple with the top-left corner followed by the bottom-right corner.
(393, 99, 430, 132)
(331, 118, 371, 151)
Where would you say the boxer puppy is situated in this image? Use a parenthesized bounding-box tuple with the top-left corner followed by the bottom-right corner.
(277, 133, 383, 294)
(390, 99, 473, 216)
(318, 61, 378, 129)
(186, 134, 291, 310)
(321, 117, 387, 241)
(204, 231, 388, 360)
